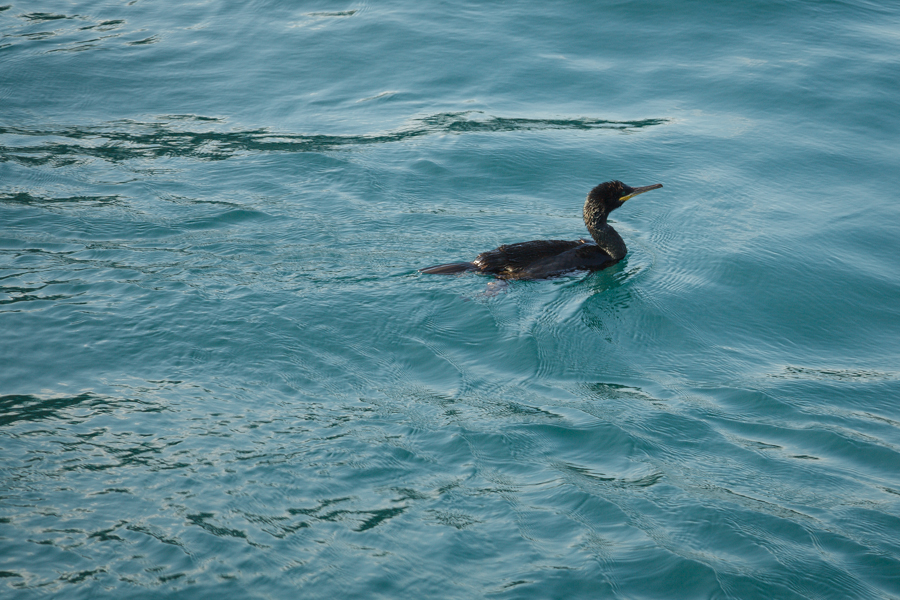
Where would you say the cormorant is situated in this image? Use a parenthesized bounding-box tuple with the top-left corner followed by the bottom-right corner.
(419, 180, 662, 280)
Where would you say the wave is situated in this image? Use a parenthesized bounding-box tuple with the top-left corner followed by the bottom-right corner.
(0, 112, 668, 166)
(770, 365, 898, 382)
(0, 392, 98, 426)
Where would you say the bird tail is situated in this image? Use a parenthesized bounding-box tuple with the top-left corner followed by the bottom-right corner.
(419, 262, 476, 275)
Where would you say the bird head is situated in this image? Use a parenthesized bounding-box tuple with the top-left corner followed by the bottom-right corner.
(583, 180, 662, 228)
(587, 180, 663, 214)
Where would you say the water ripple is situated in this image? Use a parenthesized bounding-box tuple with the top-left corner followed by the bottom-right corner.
(0, 112, 667, 166)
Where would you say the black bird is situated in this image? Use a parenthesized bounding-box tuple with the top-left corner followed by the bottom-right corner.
(420, 180, 663, 280)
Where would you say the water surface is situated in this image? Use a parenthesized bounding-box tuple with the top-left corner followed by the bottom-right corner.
(2, 1, 900, 598)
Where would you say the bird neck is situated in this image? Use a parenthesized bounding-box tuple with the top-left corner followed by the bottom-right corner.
(583, 198, 627, 261)
(587, 222, 627, 261)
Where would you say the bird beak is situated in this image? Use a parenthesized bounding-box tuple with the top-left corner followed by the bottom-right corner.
(620, 183, 663, 202)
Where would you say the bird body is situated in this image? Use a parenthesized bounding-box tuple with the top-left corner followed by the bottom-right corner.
(420, 180, 662, 280)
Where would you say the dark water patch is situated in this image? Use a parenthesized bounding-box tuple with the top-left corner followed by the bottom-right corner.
(285, 497, 406, 533)
(0, 290, 82, 307)
(125, 35, 158, 46)
(0, 112, 667, 166)
(186, 513, 252, 542)
(425, 509, 480, 529)
(159, 114, 224, 123)
(306, 10, 358, 18)
(0, 393, 96, 426)
(0, 391, 165, 428)
(419, 112, 668, 133)
(356, 506, 405, 532)
(90, 488, 133, 496)
(0, 192, 122, 206)
(6, 30, 56, 41)
(0, 9, 157, 56)
(581, 381, 659, 402)
(59, 568, 107, 584)
(79, 20, 125, 32)
(287, 497, 354, 518)
(20, 12, 72, 22)
(772, 365, 898, 382)
(125, 523, 186, 550)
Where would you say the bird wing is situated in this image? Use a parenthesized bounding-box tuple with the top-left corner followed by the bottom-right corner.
(474, 239, 590, 275)
(518, 243, 616, 279)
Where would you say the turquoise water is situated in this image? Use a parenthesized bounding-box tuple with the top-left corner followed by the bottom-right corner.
(3, 0, 900, 597)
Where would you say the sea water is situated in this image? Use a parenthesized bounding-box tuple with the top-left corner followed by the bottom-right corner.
(2, 1, 900, 598)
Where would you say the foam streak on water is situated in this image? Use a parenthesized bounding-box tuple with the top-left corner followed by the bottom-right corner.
(2, 1, 900, 598)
